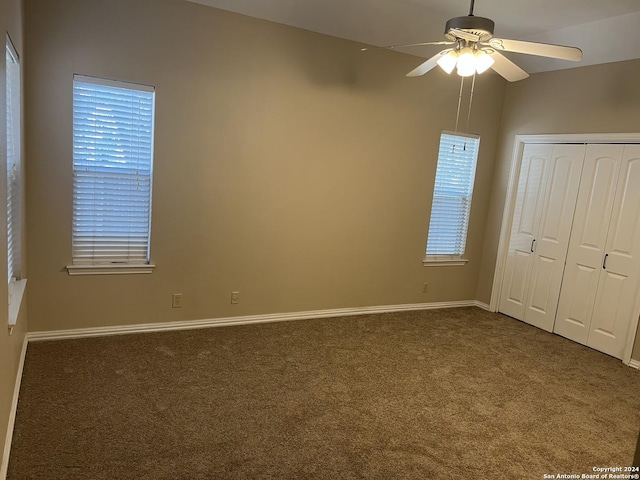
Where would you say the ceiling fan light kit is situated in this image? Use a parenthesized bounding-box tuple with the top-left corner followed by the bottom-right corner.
(398, 0, 582, 82)
(438, 46, 495, 77)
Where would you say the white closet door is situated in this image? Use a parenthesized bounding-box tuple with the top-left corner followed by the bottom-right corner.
(523, 144, 585, 332)
(554, 145, 623, 344)
(499, 144, 552, 320)
(588, 145, 640, 358)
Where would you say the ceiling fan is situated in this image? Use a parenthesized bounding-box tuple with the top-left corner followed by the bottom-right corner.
(391, 0, 583, 82)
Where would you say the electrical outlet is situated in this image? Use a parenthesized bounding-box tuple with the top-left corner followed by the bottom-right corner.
(423, 283, 429, 293)
(231, 291, 240, 304)
(172, 293, 183, 308)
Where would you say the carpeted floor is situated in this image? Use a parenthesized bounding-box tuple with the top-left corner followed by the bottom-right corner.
(8, 307, 640, 479)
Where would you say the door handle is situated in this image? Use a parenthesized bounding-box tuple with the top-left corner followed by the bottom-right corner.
(603, 253, 609, 270)
(530, 239, 536, 253)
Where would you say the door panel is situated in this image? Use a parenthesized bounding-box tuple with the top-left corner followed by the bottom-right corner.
(592, 271, 625, 336)
(523, 145, 585, 331)
(556, 263, 598, 331)
(528, 255, 554, 313)
(518, 156, 547, 237)
(554, 145, 623, 344)
(499, 144, 552, 320)
(588, 147, 640, 358)
(505, 250, 530, 309)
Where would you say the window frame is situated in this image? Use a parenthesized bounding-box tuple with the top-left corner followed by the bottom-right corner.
(423, 131, 480, 267)
(6, 33, 26, 332)
(66, 74, 156, 276)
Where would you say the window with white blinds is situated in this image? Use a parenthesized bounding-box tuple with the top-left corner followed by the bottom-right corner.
(425, 132, 480, 263)
(6, 37, 21, 288)
(72, 75, 155, 270)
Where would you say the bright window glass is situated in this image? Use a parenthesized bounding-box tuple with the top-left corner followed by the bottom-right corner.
(426, 132, 480, 258)
(72, 75, 155, 265)
(6, 36, 21, 293)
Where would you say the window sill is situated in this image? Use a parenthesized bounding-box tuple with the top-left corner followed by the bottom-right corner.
(423, 257, 469, 267)
(66, 264, 156, 276)
(8, 279, 27, 335)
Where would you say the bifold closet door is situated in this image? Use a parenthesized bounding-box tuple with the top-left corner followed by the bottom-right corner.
(588, 145, 640, 358)
(499, 144, 584, 331)
(553, 145, 623, 344)
(555, 145, 640, 359)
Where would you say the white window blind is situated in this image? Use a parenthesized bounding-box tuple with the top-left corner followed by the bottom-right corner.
(6, 37, 21, 286)
(426, 132, 480, 258)
(72, 75, 155, 266)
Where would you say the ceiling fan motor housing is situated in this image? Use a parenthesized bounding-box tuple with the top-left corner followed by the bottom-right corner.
(445, 16, 495, 40)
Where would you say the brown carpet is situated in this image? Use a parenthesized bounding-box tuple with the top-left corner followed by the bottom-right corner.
(8, 307, 640, 479)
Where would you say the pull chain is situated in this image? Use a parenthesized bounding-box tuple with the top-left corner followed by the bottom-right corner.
(454, 75, 465, 133)
(466, 73, 476, 133)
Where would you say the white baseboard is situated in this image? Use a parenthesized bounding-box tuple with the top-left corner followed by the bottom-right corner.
(1, 333, 28, 480)
(28, 300, 484, 342)
(629, 359, 640, 370)
(473, 301, 491, 311)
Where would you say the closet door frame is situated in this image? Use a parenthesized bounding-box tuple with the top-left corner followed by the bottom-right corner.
(490, 133, 640, 367)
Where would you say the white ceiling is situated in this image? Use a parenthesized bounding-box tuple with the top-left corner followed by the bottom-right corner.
(185, 0, 640, 74)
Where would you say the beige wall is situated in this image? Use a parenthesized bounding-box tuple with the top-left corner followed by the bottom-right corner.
(0, 0, 27, 474)
(477, 59, 640, 360)
(24, 0, 506, 332)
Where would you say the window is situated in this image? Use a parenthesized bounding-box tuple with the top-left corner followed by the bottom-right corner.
(6, 34, 25, 329)
(68, 75, 156, 275)
(424, 131, 480, 266)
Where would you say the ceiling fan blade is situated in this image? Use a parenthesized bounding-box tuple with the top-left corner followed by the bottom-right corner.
(449, 28, 481, 42)
(489, 51, 529, 82)
(487, 38, 582, 61)
(406, 50, 449, 77)
(360, 41, 454, 52)
(387, 41, 455, 49)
